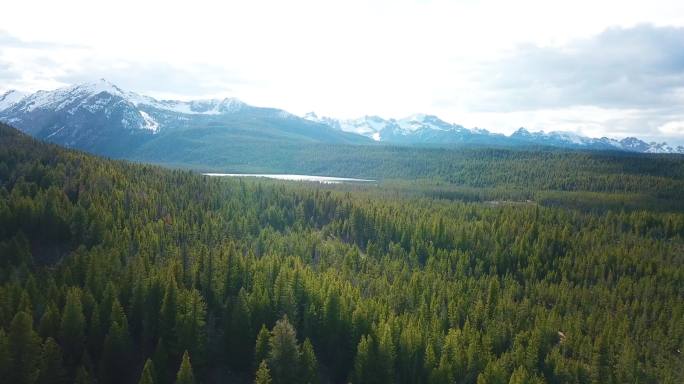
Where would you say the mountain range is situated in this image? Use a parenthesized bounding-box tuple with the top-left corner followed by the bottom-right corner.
(1, 79, 683, 158)
(303, 112, 684, 153)
(0, 79, 369, 157)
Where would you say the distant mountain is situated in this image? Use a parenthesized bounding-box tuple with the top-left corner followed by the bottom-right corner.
(305, 113, 684, 154)
(0, 79, 371, 156)
(508, 127, 684, 154)
(1, 80, 682, 160)
(303, 112, 504, 144)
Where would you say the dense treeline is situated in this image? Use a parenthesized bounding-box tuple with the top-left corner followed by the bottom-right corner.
(139, 141, 684, 205)
(0, 123, 683, 383)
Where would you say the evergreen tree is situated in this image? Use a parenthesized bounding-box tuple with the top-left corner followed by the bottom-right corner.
(160, 277, 178, 354)
(227, 287, 252, 370)
(299, 338, 319, 384)
(8, 311, 41, 384)
(268, 316, 300, 384)
(100, 320, 131, 384)
(377, 323, 396, 382)
(60, 289, 85, 366)
(138, 358, 156, 384)
(254, 324, 271, 370)
(255, 360, 272, 384)
(38, 337, 66, 384)
(153, 338, 169, 384)
(38, 303, 61, 339)
(175, 351, 195, 384)
(353, 335, 375, 384)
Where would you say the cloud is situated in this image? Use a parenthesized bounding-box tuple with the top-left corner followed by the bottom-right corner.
(659, 121, 684, 135)
(0, 31, 248, 100)
(471, 24, 684, 112)
(54, 61, 250, 100)
(0, 30, 84, 49)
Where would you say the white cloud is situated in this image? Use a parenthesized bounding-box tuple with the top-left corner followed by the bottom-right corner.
(659, 121, 684, 135)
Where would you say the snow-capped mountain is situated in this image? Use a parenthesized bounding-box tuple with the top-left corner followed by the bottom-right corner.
(509, 127, 684, 154)
(305, 113, 684, 154)
(2, 79, 682, 156)
(303, 113, 506, 145)
(0, 79, 367, 155)
(0, 79, 250, 135)
(0, 90, 27, 111)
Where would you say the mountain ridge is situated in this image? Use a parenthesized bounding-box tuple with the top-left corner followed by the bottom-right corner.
(0, 79, 370, 156)
(1, 79, 683, 154)
(304, 112, 684, 154)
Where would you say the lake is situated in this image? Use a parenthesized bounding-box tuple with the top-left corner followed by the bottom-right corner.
(203, 173, 375, 184)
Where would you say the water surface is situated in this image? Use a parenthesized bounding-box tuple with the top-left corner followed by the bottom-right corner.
(203, 173, 375, 184)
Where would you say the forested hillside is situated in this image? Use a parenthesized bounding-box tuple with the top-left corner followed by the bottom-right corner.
(0, 122, 682, 384)
(138, 142, 684, 205)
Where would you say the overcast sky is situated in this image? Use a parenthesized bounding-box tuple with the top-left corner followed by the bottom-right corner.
(2, 0, 684, 144)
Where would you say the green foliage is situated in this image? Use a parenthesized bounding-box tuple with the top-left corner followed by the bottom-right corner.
(38, 337, 66, 384)
(255, 360, 272, 384)
(0, 124, 683, 383)
(138, 359, 156, 384)
(254, 324, 270, 370)
(268, 316, 300, 384)
(300, 338, 319, 384)
(175, 351, 195, 384)
(8, 311, 41, 384)
(60, 288, 85, 366)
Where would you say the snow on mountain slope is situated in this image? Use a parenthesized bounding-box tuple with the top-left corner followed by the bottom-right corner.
(307, 113, 684, 153)
(0, 90, 28, 111)
(0, 80, 370, 156)
(4, 79, 247, 117)
(304, 113, 486, 142)
(510, 128, 684, 153)
(138, 110, 160, 133)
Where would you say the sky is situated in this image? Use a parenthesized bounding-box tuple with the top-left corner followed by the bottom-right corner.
(2, 0, 684, 144)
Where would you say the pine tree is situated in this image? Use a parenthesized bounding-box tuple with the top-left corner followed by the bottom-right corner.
(8, 311, 41, 384)
(60, 289, 85, 366)
(38, 337, 66, 384)
(353, 335, 375, 384)
(38, 303, 61, 339)
(160, 276, 178, 354)
(299, 338, 319, 384)
(377, 323, 396, 382)
(254, 324, 270, 370)
(255, 360, 272, 384)
(153, 338, 169, 384)
(268, 316, 300, 384)
(227, 287, 252, 370)
(138, 358, 156, 384)
(175, 351, 195, 384)
(175, 289, 207, 370)
(100, 320, 131, 384)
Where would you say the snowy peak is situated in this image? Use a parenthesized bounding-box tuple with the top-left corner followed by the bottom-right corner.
(3, 79, 249, 117)
(304, 112, 488, 143)
(155, 97, 246, 115)
(75, 78, 126, 97)
(512, 127, 532, 137)
(305, 114, 684, 154)
(511, 128, 684, 154)
(0, 90, 28, 111)
(397, 114, 468, 133)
